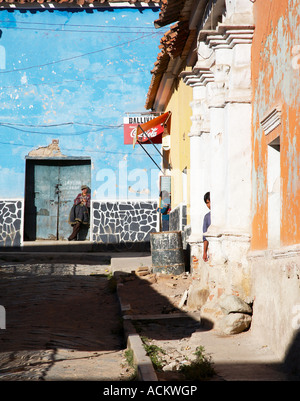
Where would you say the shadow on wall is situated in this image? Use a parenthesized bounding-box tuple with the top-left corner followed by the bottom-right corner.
(283, 330, 300, 379)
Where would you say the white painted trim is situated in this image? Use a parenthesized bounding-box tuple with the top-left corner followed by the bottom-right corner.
(0, 198, 23, 201)
(200, 25, 255, 50)
(260, 107, 281, 135)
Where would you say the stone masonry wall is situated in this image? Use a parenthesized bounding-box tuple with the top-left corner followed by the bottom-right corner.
(169, 203, 187, 232)
(0, 200, 22, 247)
(92, 200, 158, 244)
(0, 200, 158, 248)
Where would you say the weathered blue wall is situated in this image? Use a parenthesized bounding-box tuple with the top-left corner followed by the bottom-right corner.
(0, 7, 163, 200)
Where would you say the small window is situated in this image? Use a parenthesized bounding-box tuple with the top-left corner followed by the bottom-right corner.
(261, 107, 281, 249)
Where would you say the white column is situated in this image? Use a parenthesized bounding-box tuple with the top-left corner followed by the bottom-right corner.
(224, 42, 252, 234)
(188, 84, 210, 241)
(179, 43, 215, 243)
(224, 102, 252, 234)
(209, 106, 226, 232)
(189, 133, 205, 240)
(201, 25, 254, 268)
(206, 48, 232, 233)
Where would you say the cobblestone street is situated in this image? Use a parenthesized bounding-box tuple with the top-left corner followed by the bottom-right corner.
(0, 262, 134, 381)
(0, 254, 293, 383)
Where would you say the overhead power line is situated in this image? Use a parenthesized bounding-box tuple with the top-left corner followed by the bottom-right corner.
(0, 70, 147, 90)
(0, 32, 157, 75)
(2, 26, 161, 34)
(0, 140, 160, 158)
(0, 122, 123, 135)
(0, 19, 160, 29)
(1, 121, 122, 128)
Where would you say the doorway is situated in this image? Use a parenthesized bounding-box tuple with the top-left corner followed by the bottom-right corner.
(24, 157, 91, 241)
(267, 136, 281, 248)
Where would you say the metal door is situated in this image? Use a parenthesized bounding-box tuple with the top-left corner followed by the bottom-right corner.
(35, 164, 60, 240)
(33, 162, 91, 240)
(58, 164, 91, 240)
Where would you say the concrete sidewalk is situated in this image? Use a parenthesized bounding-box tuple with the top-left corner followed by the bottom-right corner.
(111, 253, 292, 382)
(0, 239, 152, 268)
(9, 239, 152, 270)
(117, 282, 290, 382)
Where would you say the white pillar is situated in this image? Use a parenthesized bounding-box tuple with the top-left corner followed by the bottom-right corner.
(206, 49, 232, 235)
(180, 78, 211, 242)
(189, 133, 205, 240)
(224, 102, 252, 234)
(209, 106, 226, 231)
(224, 42, 252, 234)
(200, 26, 254, 268)
(181, 44, 215, 244)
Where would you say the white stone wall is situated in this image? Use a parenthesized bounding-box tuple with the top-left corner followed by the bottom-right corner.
(182, 2, 300, 375)
(249, 246, 300, 364)
(183, 0, 254, 298)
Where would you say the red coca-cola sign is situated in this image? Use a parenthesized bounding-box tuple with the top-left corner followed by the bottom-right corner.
(123, 116, 164, 145)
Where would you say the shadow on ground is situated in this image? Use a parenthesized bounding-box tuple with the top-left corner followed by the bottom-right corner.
(0, 259, 298, 381)
(115, 270, 299, 381)
(0, 266, 122, 354)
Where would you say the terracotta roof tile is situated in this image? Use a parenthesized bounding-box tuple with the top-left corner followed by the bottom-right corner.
(145, 19, 193, 109)
(0, 0, 160, 7)
(145, 0, 201, 109)
(146, 51, 170, 110)
(154, 0, 188, 27)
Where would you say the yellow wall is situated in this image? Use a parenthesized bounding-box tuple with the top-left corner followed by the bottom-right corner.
(165, 69, 193, 224)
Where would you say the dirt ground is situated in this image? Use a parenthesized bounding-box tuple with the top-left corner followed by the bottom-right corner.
(0, 262, 196, 382)
(116, 270, 194, 316)
(0, 261, 289, 382)
(116, 270, 210, 381)
(115, 269, 291, 382)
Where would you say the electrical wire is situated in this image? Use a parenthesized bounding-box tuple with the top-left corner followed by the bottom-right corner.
(0, 20, 160, 29)
(0, 21, 163, 157)
(1, 121, 123, 128)
(0, 70, 148, 90)
(0, 125, 98, 136)
(0, 32, 158, 75)
(0, 140, 160, 157)
(0, 122, 123, 135)
(1, 26, 161, 34)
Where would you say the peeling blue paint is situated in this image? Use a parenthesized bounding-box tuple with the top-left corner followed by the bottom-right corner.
(0, 8, 163, 200)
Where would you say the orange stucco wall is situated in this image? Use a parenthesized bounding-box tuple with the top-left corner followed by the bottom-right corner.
(251, 0, 300, 250)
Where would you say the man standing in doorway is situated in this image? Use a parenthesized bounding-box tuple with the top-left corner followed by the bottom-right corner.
(68, 185, 91, 241)
(203, 192, 211, 262)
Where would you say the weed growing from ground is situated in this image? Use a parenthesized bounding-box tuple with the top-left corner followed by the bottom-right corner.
(179, 345, 215, 380)
(124, 349, 138, 380)
(141, 336, 166, 371)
